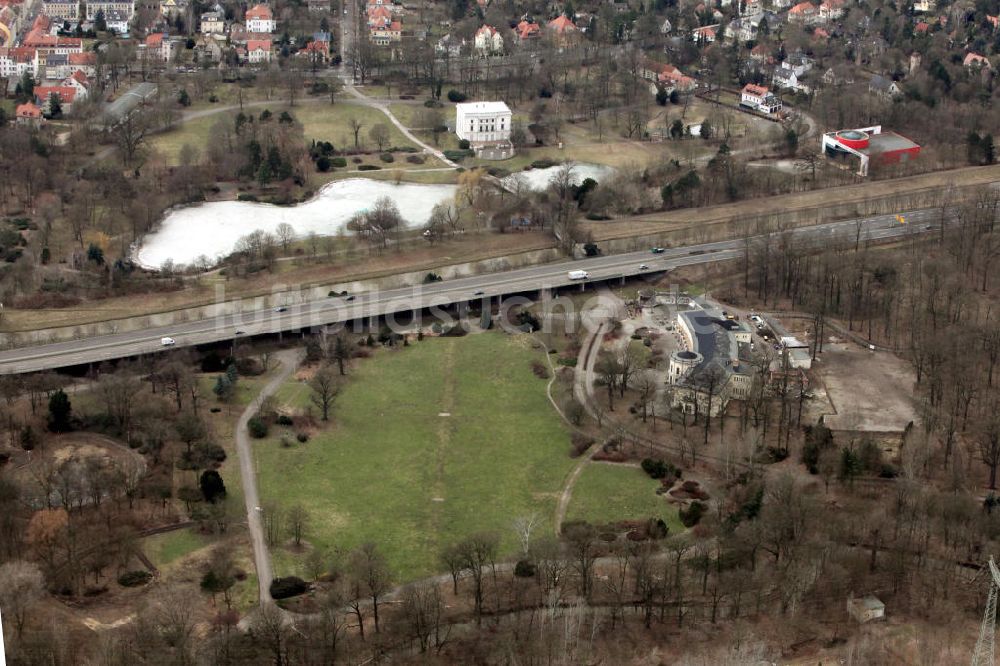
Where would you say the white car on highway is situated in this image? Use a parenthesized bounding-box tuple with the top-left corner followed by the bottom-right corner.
(160, 337, 176, 346)
(568, 270, 590, 280)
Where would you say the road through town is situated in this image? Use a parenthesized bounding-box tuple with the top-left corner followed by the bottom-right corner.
(0, 207, 943, 374)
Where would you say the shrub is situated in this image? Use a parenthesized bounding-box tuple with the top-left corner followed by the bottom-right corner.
(276, 414, 294, 426)
(679, 501, 705, 528)
(457, 139, 470, 150)
(530, 159, 558, 169)
(296, 432, 309, 443)
(446, 89, 467, 103)
(513, 560, 536, 578)
(358, 164, 381, 171)
(379, 152, 395, 163)
(423, 272, 443, 283)
(118, 570, 152, 587)
(270, 576, 308, 599)
(423, 99, 442, 107)
(331, 157, 348, 168)
(248, 417, 269, 439)
(316, 156, 331, 172)
(237, 193, 258, 202)
(443, 149, 474, 162)
(406, 154, 425, 164)
(641, 458, 669, 479)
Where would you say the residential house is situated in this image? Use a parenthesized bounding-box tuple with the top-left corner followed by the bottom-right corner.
(474, 24, 503, 55)
(773, 67, 810, 92)
(62, 70, 90, 100)
(691, 24, 718, 42)
(822, 65, 854, 86)
(818, 0, 844, 20)
(370, 20, 401, 45)
(103, 9, 131, 33)
(913, 0, 934, 11)
(782, 51, 813, 76)
(200, 11, 226, 34)
(749, 43, 771, 63)
(788, 1, 818, 22)
(34, 85, 77, 114)
(245, 4, 275, 33)
(740, 83, 782, 113)
(745, 0, 764, 14)
(247, 38, 271, 63)
(868, 74, 901, 98)
(435, 33, 464, 56)
(812, 26, 830, 40)
(160, 0, 183, 17)
(964, 52, 992, 69)
(15, 101, 42, 127)
(513, 19, 541, 41)
(914, 20, 930, 34)
(300, 38, 328, 62)
(657, 63, 696, 91)
(546, 14, 579, 45)
(68, 51, 96, 75)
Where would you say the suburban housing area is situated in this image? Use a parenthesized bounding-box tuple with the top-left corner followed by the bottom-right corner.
(1, 0, 1000, 662)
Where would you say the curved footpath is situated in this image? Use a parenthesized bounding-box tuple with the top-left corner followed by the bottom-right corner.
(235, 348, 304, 606)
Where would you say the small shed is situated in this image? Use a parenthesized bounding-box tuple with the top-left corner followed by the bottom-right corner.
(847, 595, 885, 623)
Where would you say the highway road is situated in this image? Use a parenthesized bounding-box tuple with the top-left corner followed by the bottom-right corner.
(0, 207, 942, 375)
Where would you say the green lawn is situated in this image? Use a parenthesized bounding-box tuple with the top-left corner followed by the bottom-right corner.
(150, 114, 224, 165)
(257, 333, 576, 581)
(144, 528, 210, 568)
(293, 103, 415, 151)
(566, 464, 683, 534)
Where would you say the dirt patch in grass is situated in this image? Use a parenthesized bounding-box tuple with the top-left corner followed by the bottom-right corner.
(813, 341, 919, 433)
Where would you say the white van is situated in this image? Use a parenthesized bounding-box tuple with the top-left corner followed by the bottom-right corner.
(568, 270, 589, 280)
(161, 337, 176, 346)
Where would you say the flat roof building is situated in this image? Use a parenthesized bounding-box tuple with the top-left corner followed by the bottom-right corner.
(821, 125, 920, 176)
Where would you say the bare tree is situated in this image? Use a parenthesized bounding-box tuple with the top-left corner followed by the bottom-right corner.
(512, 513, 539, 558)
(0, 560, 44, 638)
(275, 222, 296, 253)
(349, 117, 364, 149)
(369, 123, 390, 152)
(348, 542, 392, 634)
(286, 504, 309, 547)
(309, 365, 340, 421)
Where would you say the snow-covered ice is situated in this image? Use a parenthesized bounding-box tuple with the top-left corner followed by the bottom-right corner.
(134, 178, 457, 269)
(135, 163, 613, 270)
(503, 162, 613, 191)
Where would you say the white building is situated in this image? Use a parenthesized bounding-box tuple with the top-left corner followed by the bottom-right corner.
(455, 101, 512, 144)
(474, 24, 503, 56)
(740, 83, 782, 114)
(245, 4, 275, 33)
(201, 11, 226, 34)
(247, 39, 272, 63)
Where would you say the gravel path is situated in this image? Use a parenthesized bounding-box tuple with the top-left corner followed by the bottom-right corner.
(236, 348, 303, 605)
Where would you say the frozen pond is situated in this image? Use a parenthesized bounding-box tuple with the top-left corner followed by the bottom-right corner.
(135, 178, 457, 269)
(504, 162, 613, 191)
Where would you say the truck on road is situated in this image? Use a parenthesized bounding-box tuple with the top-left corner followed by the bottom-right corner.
(568, 270, 590, 280)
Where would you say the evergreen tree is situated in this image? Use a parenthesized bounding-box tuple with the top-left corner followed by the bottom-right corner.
(47, 390, 72, 432)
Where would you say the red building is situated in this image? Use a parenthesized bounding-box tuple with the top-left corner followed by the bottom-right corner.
(821, 125, 920, 176)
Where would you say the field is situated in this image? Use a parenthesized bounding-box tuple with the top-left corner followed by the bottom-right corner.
(566, 464, 683, 534)
(256, 333, 577, 581)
